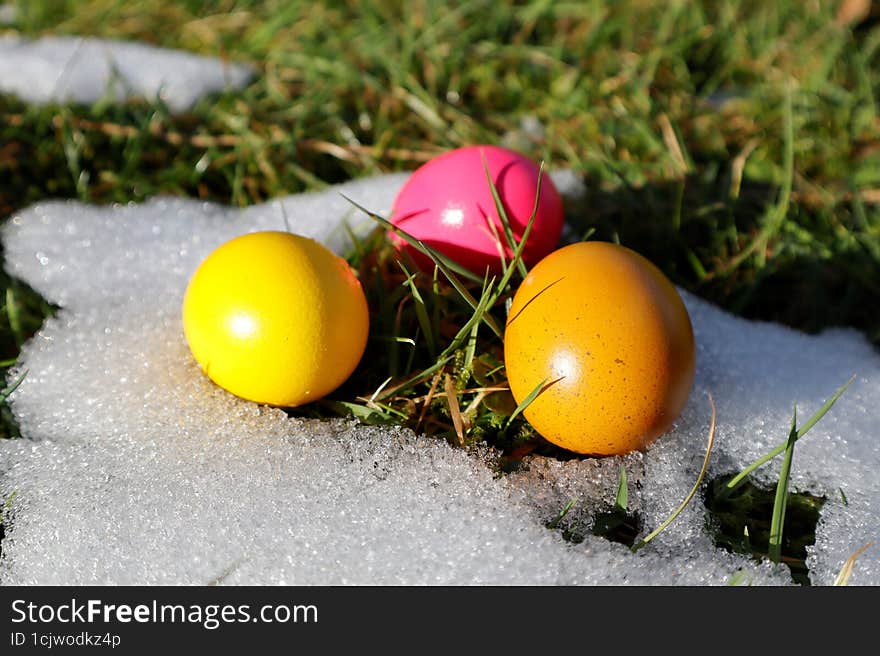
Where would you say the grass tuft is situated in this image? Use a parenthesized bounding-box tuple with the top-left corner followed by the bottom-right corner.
(705, 378, 854, 583)
(768, 404, 799, 563)
(705, 478, 825, 585)
(724, 375, 855, 494)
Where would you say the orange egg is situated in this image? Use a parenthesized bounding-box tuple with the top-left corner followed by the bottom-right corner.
(503, 241, 695, 456)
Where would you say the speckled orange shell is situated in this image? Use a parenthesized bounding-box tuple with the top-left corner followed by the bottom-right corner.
(503, 241, 695, 456)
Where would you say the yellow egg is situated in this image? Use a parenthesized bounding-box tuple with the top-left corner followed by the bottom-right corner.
(182, 231, 369, 406)
(503, 241, 695, 456)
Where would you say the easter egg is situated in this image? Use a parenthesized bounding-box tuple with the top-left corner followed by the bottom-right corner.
(182, 231, 369, 407)
(503, 242, 695, 456)
(389, 145, 564, 276)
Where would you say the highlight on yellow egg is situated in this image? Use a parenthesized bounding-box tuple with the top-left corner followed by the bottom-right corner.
(503, 241, 696, 456)
(182, 231, 369, 407)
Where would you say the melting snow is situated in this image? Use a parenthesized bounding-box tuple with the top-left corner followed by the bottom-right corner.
(0, 172, 877, 585)
(0, 35, 253, 111)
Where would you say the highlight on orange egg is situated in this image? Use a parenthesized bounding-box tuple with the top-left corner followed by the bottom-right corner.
(503, 241, 695, 456)
(182, 231, 369, 407)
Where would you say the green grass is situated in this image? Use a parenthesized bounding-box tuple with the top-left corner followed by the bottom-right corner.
(705, 477, 825, 586)
(2, 1, 878, 346)
(0, 0, 878, 581)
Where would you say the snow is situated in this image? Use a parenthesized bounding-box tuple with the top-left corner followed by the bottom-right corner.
(0, 35, 253, 111)
(1, 172, 877, 585)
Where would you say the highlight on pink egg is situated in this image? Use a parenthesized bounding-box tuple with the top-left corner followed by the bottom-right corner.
(388, 145, 564, 276)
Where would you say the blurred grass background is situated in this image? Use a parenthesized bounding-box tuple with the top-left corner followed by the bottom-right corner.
(1, 0, 879, 414)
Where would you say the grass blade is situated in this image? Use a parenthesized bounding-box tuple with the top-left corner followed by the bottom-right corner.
(725, 375, 855, 493)
(278, 200, 292, 233)
(415, 369, 444, 432)
(483, 157, 544, 289)
(482, 150, 532, 279)
(0, 369, 27, 402)
(5, 288, 23, 348)
(1, 490, 16, 528)
(340, 193, 482, 283)
(398, 262, 436, 357)
(615, 464, 629, 512)
(444, 374, 465, 447)
(462, 313, 480, 375)
(438, 276, 496, 360)
(341, 218, 371, 266)
(795, 376, 855, 437)
(388, 298, 405, 377)
(768, 405, 798, 563)
(376, 355, 452, 402)
(547, 497, 579, 529)
(321, 400, 399, 424)
(524, 163, 545, 254)
(504, 375, 564, 430)
(726, 570, 751, 586)
(833, 542, 873, 586)
(368, 376, 394, 404)
(505, 276, 564, 328)
(632, 393, 716, 552)
(487, 203, 540, 302)
(481, 208, 509, 279)
(456, 171, 544, 330)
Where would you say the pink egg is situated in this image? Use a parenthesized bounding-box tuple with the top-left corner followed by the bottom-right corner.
(389, 145, 564, 276)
